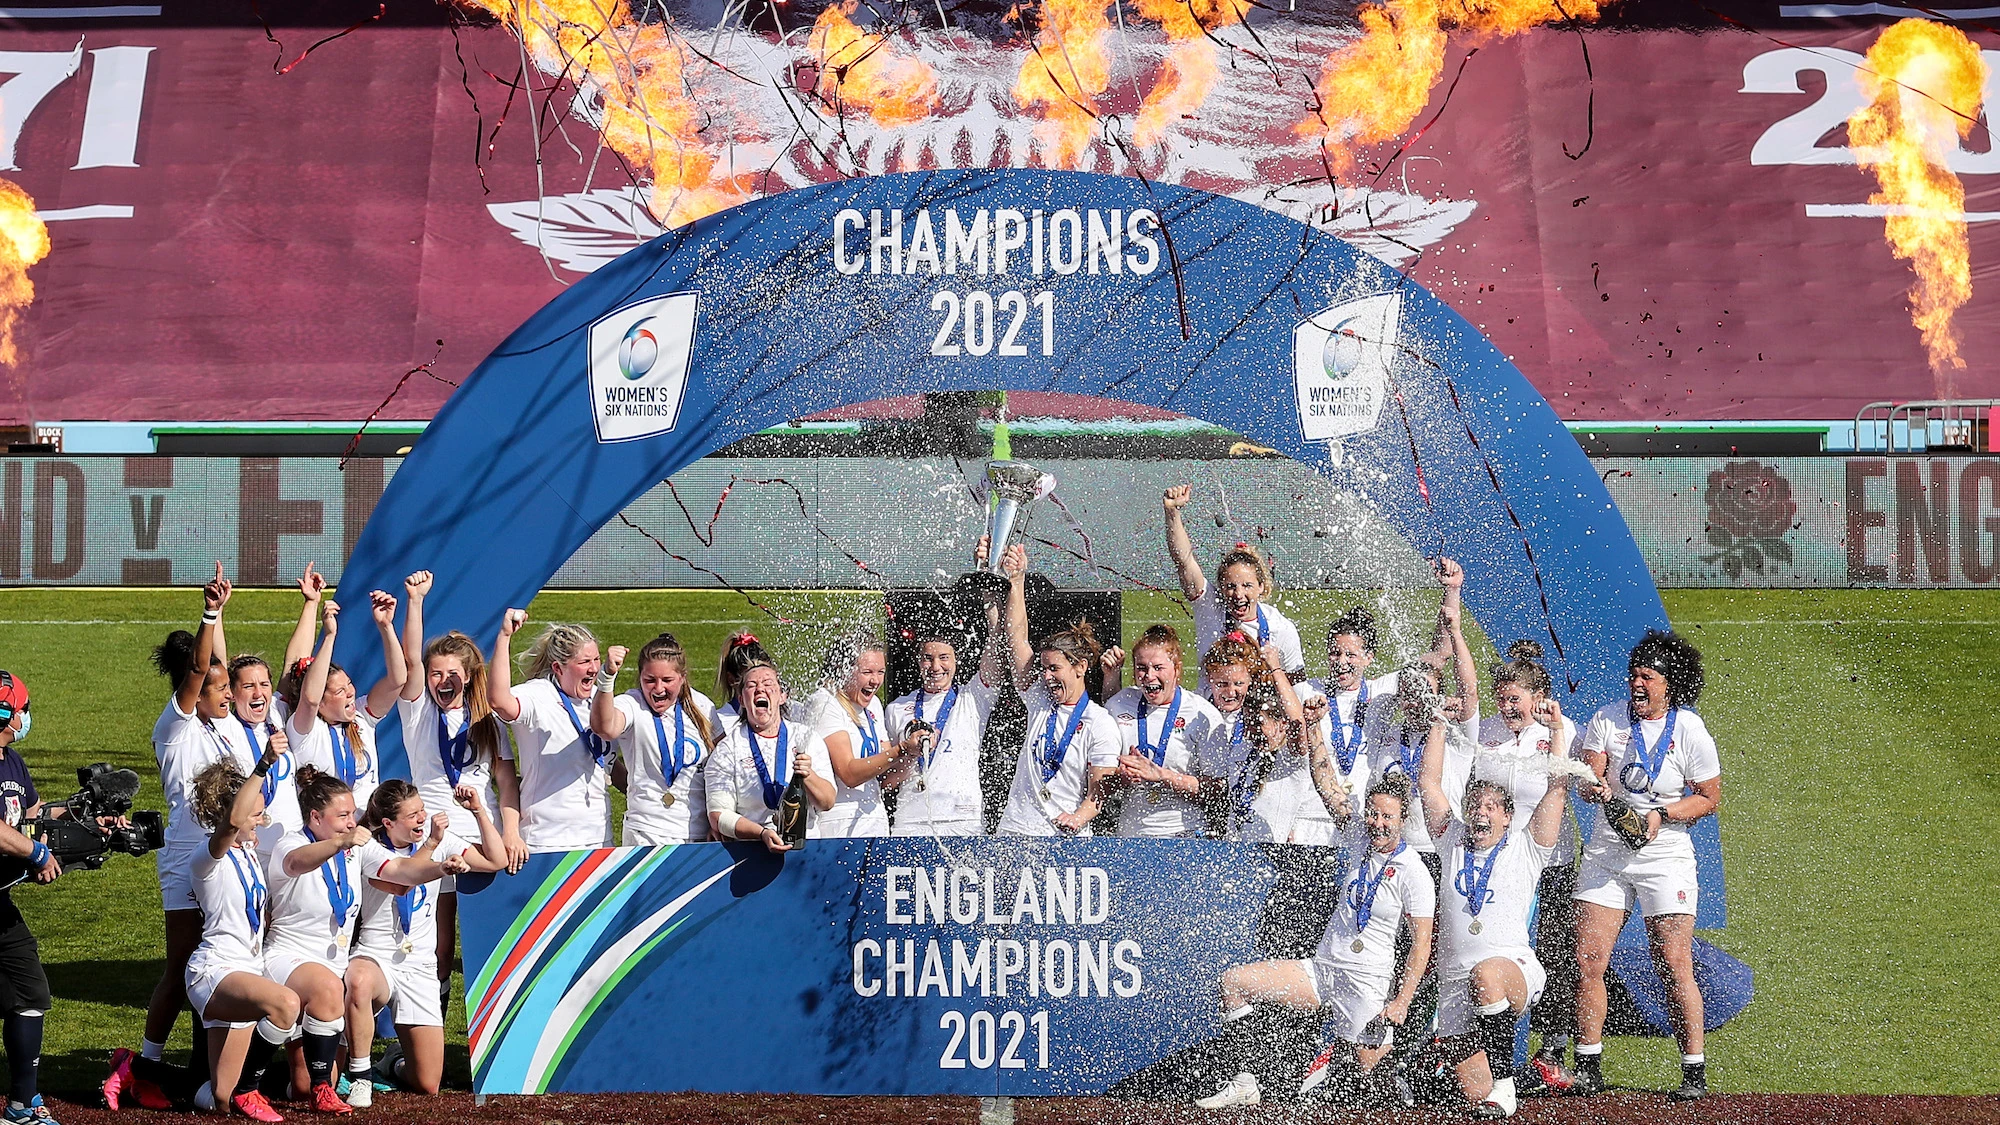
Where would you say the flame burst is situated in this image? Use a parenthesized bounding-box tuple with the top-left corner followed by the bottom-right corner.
(1133, 0, 1250, 146)
(0, 179, 49, 367)
(458, 0, 747, 227)
(809, 2, 939, 127)
(1296, 0, 1599, 174)
(1011, 0, 1113, 167)
(1848, 18, 1987, 386)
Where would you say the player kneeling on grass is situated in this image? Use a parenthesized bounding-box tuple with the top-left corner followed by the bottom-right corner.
(1570, 630, 1721, 1101)
(1415, 695, 1575, 1119)
(1196, 763, 1435, 1110)
(341, 780, 506, 1104)
(181, 752, 300, 1123)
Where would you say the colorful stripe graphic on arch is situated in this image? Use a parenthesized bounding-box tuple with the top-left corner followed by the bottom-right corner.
(463, 846, 744, 1093)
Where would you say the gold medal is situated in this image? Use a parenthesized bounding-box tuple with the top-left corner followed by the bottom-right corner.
(661, 790, 677, 809)
(1351, 938, 1366, 953)
(1147, 787, 1166, 805)
(916, 776, 927, 792)
(399, 939, 415, 955)
(1039, 785, 1052, 804)
(1469, 919, 1483, 935)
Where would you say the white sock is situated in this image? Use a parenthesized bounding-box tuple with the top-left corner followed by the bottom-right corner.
(1476, 998, 1512, 1016)
(141, 1038, 166, 1061)
(348, 1057, 373, 1075)
(1683, 1054, 1705, 1065)
(1575, 1042, 1604, 1056)
(1222, 1004, 1255, 1023)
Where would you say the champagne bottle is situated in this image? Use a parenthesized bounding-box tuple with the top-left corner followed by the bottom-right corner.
(776, 767, 810, 849)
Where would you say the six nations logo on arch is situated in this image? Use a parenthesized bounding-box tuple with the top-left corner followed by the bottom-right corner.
(586, 292, 702, 443)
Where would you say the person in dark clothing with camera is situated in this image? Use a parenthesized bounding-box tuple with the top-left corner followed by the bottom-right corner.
(0, 671, 63, 1125)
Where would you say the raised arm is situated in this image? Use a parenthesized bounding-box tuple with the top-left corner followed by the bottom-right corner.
(178, 563, 230, 715)
(1302, 707, 1354, 824)
(591, 645, 631, 741)
(1264, 644, 1305, 722)
(209, 741, 274, 859)
(282, 562, 326, 675)
(1528, 768, 1573, 849)
(1002, 543, 1037, 691)
(1416, 715, 1453, 839)
(488, 608, 527, 723)
(454, 786, 510, 873)
(1162, 485, 1206, 600)
(398, 570, 432, 703)
(364, 590, 405, 719)
(1429, 558, 1476, 703)
(283, 823, 373, 878)
(291, 601, 339, 739)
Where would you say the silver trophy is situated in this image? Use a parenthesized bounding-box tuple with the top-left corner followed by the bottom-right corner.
(964, 459, 1052, 598)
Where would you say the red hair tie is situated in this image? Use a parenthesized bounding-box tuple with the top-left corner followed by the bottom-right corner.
(1233, 542, 1249, 551)
(735, 633, 758, 647)
(1223, 630, 1251, 645)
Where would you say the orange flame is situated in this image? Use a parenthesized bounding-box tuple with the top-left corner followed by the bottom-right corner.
(458, 0, 747, 227)
(0, 178, 49, 367)
(1848, 18, 1986, 387)
(809, 1, 939, 128)
(1296, 0, 1598, 174)
(1011, 0, 1113, 167)
(1132, 0, 1250, 146)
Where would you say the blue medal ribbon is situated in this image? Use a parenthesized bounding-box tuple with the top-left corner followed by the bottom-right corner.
(916, 687, 959, 772)
(328, 724, 361, 786)
(225, 845, 265, 936)
(1384, 727, 1422, 780)
(302, 827, 355, 932)
(1255, 604, 1270, 643)
(746, 723, 791, 811)
(1227, 715, 1259, 830)
(436, 707, 474, 787)
(1037, 695, 1089, 784)
(1136, 688, 1183, 767)
(650, 701, 698, 789)
(1334, 680, 1369, 773)
(393, 841, 428, 937)
(1454, 835, 1508, 919)
(241, 718, 290, 803)
(1348, 841, 1406, 937)
(557, 687, 614, 766)
(1620, 708, 1678, 796)
(856, 706, 882, 758)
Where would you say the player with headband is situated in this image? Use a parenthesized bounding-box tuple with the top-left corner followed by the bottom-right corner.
(489, 613, 615, 852)
(1162, 485, 1305, 685)
(1570, 629, 1721, 1102)
(590, 632, 720, 845)
(995, 544, 1122, 837)
(113, 566, 248, 1112)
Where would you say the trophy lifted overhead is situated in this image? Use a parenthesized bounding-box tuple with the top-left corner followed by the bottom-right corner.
(963, 459, 1056, 600)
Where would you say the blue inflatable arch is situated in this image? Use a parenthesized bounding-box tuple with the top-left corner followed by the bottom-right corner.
(336, 168, 1711, 917)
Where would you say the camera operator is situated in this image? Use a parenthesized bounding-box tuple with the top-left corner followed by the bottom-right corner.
(1, 672, 63, 1125)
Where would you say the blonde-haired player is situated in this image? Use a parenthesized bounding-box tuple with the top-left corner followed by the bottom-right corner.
(488, 612, 614, 852)
(797, 632, 897, 838)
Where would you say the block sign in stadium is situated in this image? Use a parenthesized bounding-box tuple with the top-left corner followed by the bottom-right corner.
(331, 169, 1738, 1094)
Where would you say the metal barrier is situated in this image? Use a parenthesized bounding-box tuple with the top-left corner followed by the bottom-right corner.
(1849, 399, 1997, 453)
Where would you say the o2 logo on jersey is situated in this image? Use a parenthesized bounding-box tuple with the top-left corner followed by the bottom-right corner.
(1292, 292, 1401, 456)
(587, 292, 701, 443)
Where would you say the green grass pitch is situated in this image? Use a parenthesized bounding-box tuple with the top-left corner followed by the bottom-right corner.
(1, 585, 1995, 1095)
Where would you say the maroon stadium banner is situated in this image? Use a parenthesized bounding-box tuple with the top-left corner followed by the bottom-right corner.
(2, 1, 1995, 426)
